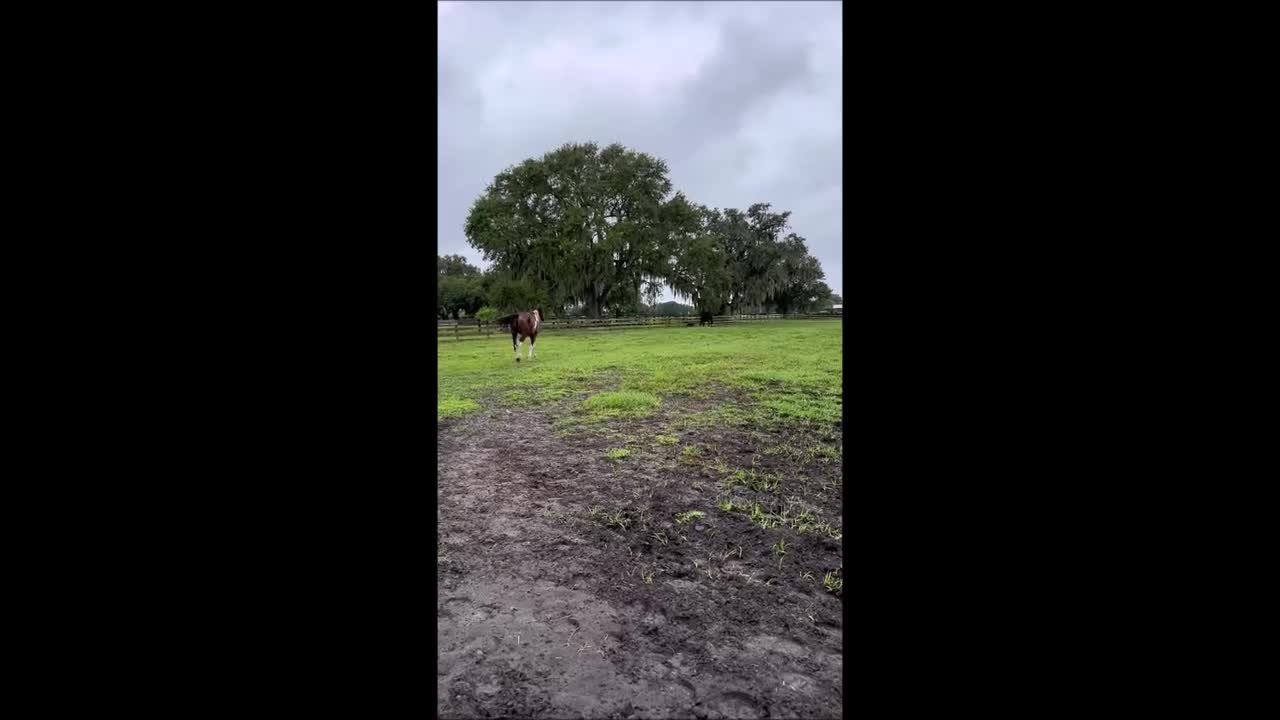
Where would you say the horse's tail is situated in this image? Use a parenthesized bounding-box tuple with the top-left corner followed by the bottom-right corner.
(497, 314, 517, 328)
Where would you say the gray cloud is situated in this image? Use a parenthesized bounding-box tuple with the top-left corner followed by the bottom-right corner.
(438, 1, 842, 298)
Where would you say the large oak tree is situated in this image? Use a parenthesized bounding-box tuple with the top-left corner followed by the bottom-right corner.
(465, 142, 689, 318)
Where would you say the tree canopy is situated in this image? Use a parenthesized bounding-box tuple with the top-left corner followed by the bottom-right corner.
(458, 141, 834, 319)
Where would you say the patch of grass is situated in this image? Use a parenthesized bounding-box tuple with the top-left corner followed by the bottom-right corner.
(503, 387, 572, 406)
(583, 391, 661, 417)
(438, 322, 841, 435)
(604, 448, 631, 462)
(655, 434, 678, 446)
(716, 497, 734, 512)
(675, 510, 706, 525)
(720, 544, 743, 561)
(679, 445, 702, 464)
(605, 509, 632, 530)
(811, 443, 841, 463)
(761, 393, 841, 425)
(823, 570, 843, 595)
(763, 440, 842, 465)
(543, 510, 570, 526)
(748, 501, 781, 530)
(721, 467, 782, 494)
(817, 522, 843, 540)
(437, 397, 479, 420)
(586, 506, 633, 531)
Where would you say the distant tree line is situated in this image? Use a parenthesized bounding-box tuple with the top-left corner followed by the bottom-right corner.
(443, 142, 837, 320)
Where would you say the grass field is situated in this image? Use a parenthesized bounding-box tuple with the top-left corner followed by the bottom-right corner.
(437, 321, 843, 719)
(438, 321, 842, 427)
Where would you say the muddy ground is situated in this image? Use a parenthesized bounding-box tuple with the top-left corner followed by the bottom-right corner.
(438, 397, 843, 719)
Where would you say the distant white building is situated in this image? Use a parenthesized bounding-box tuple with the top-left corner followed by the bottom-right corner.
(831, 304, 843, 314)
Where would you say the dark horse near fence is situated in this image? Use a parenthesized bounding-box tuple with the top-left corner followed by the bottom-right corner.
(499, 309, 543, 362)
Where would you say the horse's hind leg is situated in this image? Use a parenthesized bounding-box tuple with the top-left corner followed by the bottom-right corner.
(529, 335, 536, 360)
(513, 333, 522, 362)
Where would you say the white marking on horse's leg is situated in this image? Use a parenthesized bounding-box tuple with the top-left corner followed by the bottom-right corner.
(514, 336, 522, 361)
(529, 340, 535, 359)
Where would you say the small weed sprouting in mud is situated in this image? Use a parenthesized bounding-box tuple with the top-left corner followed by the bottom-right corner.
(606, 510, 632, 531)
(587, 506, 633, 531)
(437, 544, 449, 565)
(716, 498, 734, 513)
(543, 510, 575, 527)
(652, 530, 668, 546)
(823, 570, 843, 595)
(801, 571, 816, 582)
(604, 448, 631, 462)
(679, 445, 702, 464)
(655, 434, 678, 446)
(749, 501, 781, 530)
(675, 510, 705, 525)
(773, 538, 788, 571)
(641, 566, 656, 584)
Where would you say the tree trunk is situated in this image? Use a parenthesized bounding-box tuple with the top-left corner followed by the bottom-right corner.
(588, 284, 603, 319)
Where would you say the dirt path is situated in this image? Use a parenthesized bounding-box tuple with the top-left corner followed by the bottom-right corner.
(438, 405, 843, 719)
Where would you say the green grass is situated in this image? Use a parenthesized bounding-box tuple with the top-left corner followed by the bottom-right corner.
(763, 439, 842, 465)
(604, 447, 631, 462)
(584, 391, 661, 417)
(674, 510, 706, 525)
(823, 569, 843, 595)
(438, 397, 480, 420)
(437, 322, 842, 425)
(721, 467, 782, 494)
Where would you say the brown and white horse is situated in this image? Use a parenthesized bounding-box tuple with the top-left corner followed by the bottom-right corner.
(500, 308, 543, 362)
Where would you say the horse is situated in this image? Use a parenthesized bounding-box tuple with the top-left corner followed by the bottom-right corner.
(499, 308, 543, 362)
(699, 311, 714, 326)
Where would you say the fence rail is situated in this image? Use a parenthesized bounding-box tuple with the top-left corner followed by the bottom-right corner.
(437, 312, 842, 341)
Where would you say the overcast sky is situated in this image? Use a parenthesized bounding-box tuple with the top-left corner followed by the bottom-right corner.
(438, 1, 842, 300)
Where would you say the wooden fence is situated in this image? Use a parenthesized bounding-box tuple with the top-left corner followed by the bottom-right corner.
(437, 312, 842, 342)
